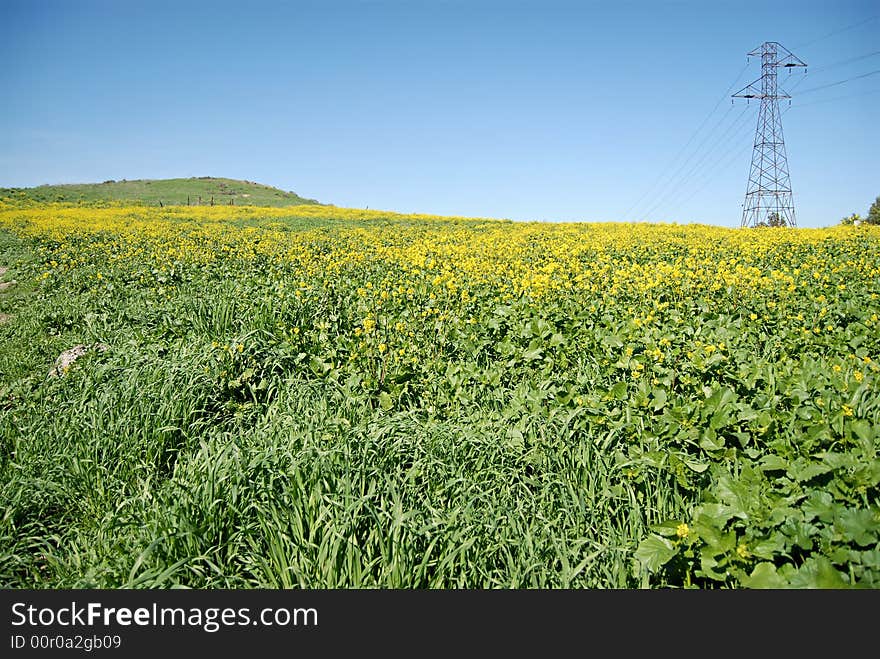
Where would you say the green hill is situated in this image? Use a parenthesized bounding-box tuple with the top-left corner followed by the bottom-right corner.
(0, 177, 321, 207)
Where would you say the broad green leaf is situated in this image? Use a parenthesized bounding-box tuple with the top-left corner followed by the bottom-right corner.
(788, 460, 832, 483)
(378, 391, 393, 411)
(697, 503, 735, 526)
(802, 491, 837, 523)
(742, 562, 788, 589)
(704, 386, 737, 416)
(714, 473, 751, 519)
(816, 451, 858, 470)
(788, 556, 850, 589)
(699, 428, 725, 452)
(602, 334, 623, 349)
(698, 548, 729, 581)
(635, 535, 677, 573)
(836, 508, 880, 547)
(309, 356, 328, 376)
(650, 520, 686, 537)
(759, 454, 788, 472)
(652, 387, 667, 411)
(684, 459, 709, 473)
(850, 419, 874, 444)
(610, 381, 627, 400)
(750, 533, 787, 560)
(522, 340, 543, 361)
(549, 332, 565, 347)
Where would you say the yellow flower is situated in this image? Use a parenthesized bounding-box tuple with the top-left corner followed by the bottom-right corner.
(378, 343, 387, 353)
(854, 371, 863, 383)
(676, 523, 689, 539)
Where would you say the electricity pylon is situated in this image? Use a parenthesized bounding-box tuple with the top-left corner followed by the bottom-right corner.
(733, 42, 806, 227)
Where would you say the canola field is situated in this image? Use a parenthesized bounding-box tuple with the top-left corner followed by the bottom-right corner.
(0, 202, 878, 588)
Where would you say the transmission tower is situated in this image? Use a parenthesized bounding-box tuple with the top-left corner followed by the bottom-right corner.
(732, 42, 806, 227)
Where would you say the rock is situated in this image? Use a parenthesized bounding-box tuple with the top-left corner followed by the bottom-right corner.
(49, 343, 109, 378)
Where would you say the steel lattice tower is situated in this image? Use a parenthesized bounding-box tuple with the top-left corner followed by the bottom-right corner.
(733, 42, 806, 228)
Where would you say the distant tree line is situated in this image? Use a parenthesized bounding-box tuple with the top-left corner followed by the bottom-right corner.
(841, 195, 880, 226)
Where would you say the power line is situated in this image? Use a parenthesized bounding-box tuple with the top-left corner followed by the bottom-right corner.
(791, 87, 880, 108)
(664, 108, 790, 224)
(807, 49, 880, 74)
(785, 51, 880, 94)
(671, 106, 793, 221)
(632, 104, 738, 221)
(620, 63, 750, 222)
(641, 106, 754, 220)
(671, 137, 757, 220)
(643, 106, 755, 222)
(791, 15, 880, 50)
(797, 69, 880, 95)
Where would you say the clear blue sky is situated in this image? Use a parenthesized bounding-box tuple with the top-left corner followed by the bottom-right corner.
(1, 0, 877, 228)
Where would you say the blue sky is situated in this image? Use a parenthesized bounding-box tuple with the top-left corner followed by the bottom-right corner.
(1, 0, 877, 228)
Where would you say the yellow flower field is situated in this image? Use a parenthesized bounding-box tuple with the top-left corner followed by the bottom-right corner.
(0, 202, 878, 589)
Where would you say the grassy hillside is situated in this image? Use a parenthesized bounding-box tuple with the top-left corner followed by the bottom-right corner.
(0, 177, 321, 207)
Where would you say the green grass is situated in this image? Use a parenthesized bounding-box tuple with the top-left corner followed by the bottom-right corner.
(0, 223, 693, 589)
(0, 177, 320, 208)
(0, 265, 676, 588)
(1, 210, 877, 589)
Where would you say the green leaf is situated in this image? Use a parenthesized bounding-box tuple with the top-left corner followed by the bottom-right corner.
(788, 556, 850, 589)
(309, 356, 329, 376)
(816, 451, 858, 470)
(742, 563, 788, 589)
(378, 391, 393, 411)
(759, 454, 788, 472)
(698, 503, 736, 527)
(650, 520, 686, 537)
(850, 419, 874, 444)
(635, 535, 677, 573)
(610, 381, 627, 400)
(684, 458, 709, 473)
(837, 508, 880, 547)
(788, 460, 832, 483)
(699, 427, 725, 452)
(602, 334, 624, 349)
(652, 387, 667, 411)
(522, 339, 543, 361)
(704, 386, 737, 416)
(698, 548, 729, 581)
(802, 491, 837, 523)
(750, 533, 787, 560)
(714, 473, 751, 519)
